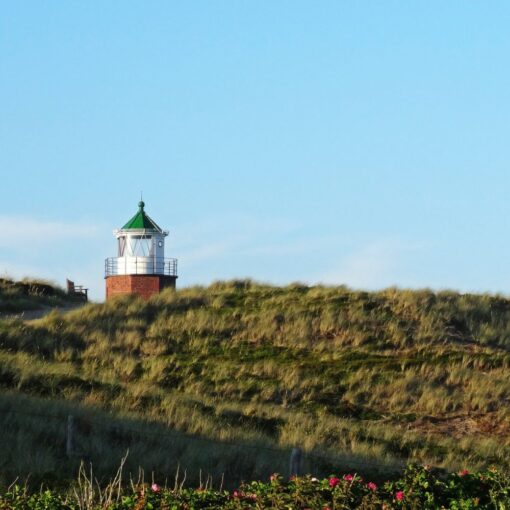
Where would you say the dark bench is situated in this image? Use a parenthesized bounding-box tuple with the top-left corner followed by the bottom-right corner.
(66, 279, 88, 301)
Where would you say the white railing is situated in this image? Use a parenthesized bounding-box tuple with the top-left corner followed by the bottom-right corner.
(105, 257, 178, 277)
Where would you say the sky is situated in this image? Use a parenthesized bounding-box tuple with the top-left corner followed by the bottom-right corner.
(2, 1, 510, 301)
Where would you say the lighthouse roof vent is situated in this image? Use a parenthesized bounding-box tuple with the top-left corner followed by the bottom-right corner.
(121, 201, 164, 232)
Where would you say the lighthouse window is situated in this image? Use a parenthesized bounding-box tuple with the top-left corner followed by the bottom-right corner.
(127, 235, 153, 257)
(118, 236, 126, 256)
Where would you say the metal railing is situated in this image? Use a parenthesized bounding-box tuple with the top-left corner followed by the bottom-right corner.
(105, 257, 178, 277)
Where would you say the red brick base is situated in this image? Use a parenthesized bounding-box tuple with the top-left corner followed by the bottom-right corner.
(105, 275, 177, 301)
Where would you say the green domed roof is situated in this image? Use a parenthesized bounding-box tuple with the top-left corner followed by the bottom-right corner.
(121, 201, 163, 232)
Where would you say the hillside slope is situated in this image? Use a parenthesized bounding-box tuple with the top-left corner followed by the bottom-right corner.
(0, 277, 80, 316)
(0, 280, 509, 485)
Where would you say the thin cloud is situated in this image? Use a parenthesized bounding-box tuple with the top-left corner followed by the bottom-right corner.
(178, 240, 242, 265)
(0, 215, 101, 247)
(316, 239, 427, 289)
(239, 234, 348, 257)
(0, 261, 48, 282)
(173, 214, 301, 265)
(173, 215, 298, 247)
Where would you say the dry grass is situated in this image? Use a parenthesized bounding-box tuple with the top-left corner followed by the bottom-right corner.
(0, 279, 509, 485)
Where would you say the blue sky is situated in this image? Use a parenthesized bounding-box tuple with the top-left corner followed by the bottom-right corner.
(2, 1, 510, 300)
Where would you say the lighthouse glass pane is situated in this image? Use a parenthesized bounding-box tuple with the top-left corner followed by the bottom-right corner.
(127, 235, 153, 257)
(118, 237, 126, 256)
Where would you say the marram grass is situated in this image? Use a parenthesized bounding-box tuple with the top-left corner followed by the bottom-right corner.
(0, 279, 509, 486)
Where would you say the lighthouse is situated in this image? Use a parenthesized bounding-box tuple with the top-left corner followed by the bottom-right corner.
(104, 201, 178, 300)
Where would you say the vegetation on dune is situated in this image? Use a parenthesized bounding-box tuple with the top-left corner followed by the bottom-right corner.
(0, 277, 73, 314)
(1, 465, 510, 509)
(0, 280, 510, 486)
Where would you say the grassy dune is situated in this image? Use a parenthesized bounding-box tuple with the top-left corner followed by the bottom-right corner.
(0, 280, 509, 485)
(0, 277, 72, 314)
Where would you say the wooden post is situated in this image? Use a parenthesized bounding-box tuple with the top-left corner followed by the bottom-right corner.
(66, 415, 75, 458)
(289, 447, 302, 478)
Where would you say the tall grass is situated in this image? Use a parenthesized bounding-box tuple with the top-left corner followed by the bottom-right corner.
(0, 280, 509, 485)
(0, 277, 71, 313)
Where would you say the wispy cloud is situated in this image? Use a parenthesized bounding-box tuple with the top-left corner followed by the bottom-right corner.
(178, 240, 242, 265)
(173, 214, 298, 246)
(172, 214, 302, 266)
(0, 260, 47, 282)
(0, 212, 431, 300)
(0, 215, 108, 299)
(315, 239, 427, 289)
(0, 215, 101, 247)
(239, 234, 347, 258)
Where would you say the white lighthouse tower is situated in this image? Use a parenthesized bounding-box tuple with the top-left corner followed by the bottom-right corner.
(104, 201, 177, 300)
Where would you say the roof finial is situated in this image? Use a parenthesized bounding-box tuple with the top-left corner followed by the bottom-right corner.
(139, 191, 145, 210)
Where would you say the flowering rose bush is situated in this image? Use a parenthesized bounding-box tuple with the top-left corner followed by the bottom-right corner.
(367, 481, 377, 491)
(0, 465, 509, 509)
(395, 490, 405, 502)
(328, 476, 340, 487)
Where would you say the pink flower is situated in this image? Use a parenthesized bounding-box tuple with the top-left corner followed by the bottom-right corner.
(233, 490, 240, 498)
(270, 473, 278, 482)
(329, 477, 340, 487)
(343, 474, 354, 482)
(459, 469, 469, 477)
(395, 491, 405, 502)
(151, 483, 160, 493)
(367, 481, 377, 491)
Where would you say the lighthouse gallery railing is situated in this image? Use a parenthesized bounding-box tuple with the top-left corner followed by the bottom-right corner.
(105, 257, 178, 277)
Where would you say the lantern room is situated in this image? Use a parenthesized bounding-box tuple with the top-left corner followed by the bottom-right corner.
(104, 201, 178, 300)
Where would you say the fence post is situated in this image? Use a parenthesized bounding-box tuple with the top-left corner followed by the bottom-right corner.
(66, 415, 75, 458)
(289, 447, 302, 478)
